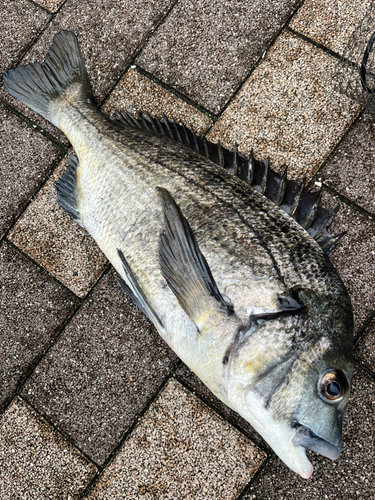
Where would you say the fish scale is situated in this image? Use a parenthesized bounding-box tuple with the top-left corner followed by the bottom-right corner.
(4, 30, 354, 479)
(102, 118, 348, 299)
(110, 121, 348, 303)
(78, 134, 286, 322)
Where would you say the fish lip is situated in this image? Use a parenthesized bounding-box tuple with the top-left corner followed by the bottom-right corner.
(292, 423, 341, 460)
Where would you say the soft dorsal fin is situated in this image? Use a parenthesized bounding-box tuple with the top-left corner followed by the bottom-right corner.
(114, 111, 342, 253)
(157, 187, 233, 329)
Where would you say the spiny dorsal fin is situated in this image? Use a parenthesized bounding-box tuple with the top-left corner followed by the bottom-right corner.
(114, 111, 342, 254)
(294, 190, 322, 230)
(157, 186, 233, 328)
(307, 205, 339, 241)
(55, 153, 82, 226)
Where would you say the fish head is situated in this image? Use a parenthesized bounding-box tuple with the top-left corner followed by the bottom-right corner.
(225, 295, 353, 478)
(286, 293, 353, 476)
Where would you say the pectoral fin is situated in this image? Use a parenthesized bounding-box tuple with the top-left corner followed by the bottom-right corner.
(117, 249, 163, 330)
(157, 186, 233, 328)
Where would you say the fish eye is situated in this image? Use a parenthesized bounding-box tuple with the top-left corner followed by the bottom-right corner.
(318, 370, 348, 403)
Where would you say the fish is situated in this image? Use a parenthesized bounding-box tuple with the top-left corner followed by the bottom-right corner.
(3, 30, 354, 478)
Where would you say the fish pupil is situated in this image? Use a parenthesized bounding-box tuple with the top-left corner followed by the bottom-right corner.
(326, 381, 341, 397)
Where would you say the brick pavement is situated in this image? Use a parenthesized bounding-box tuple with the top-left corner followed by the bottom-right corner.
(0, 0, 374, 498)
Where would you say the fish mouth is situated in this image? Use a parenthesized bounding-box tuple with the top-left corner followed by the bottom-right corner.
(292, 424, 341, 460)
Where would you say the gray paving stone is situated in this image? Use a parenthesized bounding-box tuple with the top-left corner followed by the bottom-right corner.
(0, 0, 50, 80)
(1, 0, 174, 143)
(243, 367, 375, 499)
(8, 156, 108, 297)
(102, 68, 212, 136)
(208, 32, 360, 181)
(355, 318, 375, 373)
(22, 270, 177, 465)
(321, 192, 375, 333)
(34, 0, 65, 12)
(175, 364, 270, 452)
(85, 378, 266, 500)
(0, 241, 79, 412)
(0, 106, 64, 240)
(290, 0, 371, 55)
(0, 397, 97, 499)
(320, 113, 375, 215)
(136, 0, 302, 114)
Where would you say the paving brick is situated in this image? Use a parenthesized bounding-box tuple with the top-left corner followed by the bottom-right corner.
(0, 106, 64, 240)
(86, 378, 266, 500)
(136, 0, 302, 114)
(0, 397, 97, 499)
(34, 0, 65, 12)
(175, 364, 270, 452)
(102, 68, 212, 136)
(290, 0, 371, 55)
(355, 318, 375, 373)
(0, 241, 79, 412)
(0, 0, 50, 80)
(22, 270, 177, 465)
(320, 113, 375, 215)
(8, 155, 108, 297)
(243, 367, 375, 500)
(208, 32, 360, 181)
(321, 192, 375, 333)
(1, 0, 174, 143)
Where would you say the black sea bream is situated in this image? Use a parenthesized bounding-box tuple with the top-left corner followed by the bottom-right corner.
(4, 30, 354, 478)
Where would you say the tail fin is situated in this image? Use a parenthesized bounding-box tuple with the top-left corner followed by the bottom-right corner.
(3, 30, 93, 122)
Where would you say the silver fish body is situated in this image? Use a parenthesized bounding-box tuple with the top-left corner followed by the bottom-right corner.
(4, 30, 354, 478)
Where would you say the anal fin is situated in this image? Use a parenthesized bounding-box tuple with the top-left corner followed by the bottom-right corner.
(117, 249, 163, 330)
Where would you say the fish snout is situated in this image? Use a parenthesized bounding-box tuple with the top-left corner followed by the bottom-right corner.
(292, 423, 342, 460)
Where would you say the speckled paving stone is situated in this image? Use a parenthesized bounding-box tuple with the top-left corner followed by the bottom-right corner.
(136, 0, 302, 114)
(321, 192, 375, 333)
(208, 32, 360, 181)
(290, 0, 371, 55)
(0, 107, 63, 239)
(320, 113, 375, 215)
(85, 378, 266, 500)
(22, 270, 177, 465)
(0, 241, 79, 412)
(355, 318, 375, 372)
(103, 68, 212, 136)
(8, 155, 108, 297)
(0, 0, 50, 80)
(1, 0, 174, 143)
(175, 364, 269, 452)
(243, 367, 375, 500)
(34, 0, 65, 12)
(0, 397, 97, 499)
